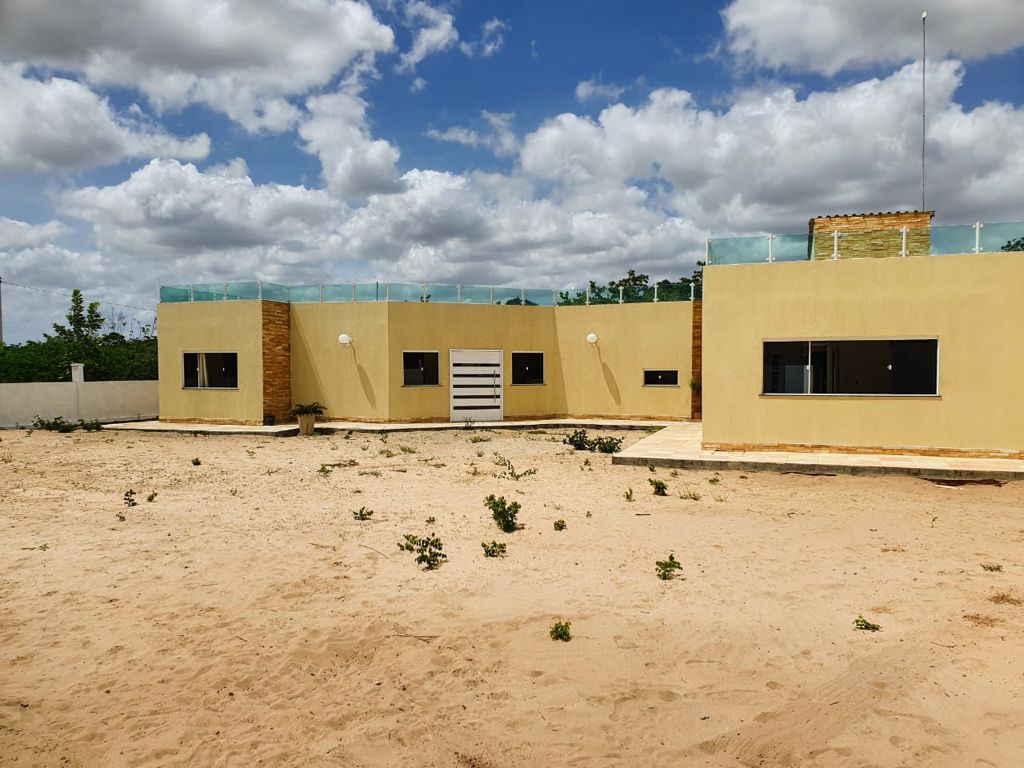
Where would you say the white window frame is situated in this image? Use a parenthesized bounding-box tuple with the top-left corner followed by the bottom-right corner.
(760, 336, 941, 397)
(402, 350, 442, 387)
(642, 368, 680, 387)
(510, 350, 546, 386)
(182, 351, 239, 390)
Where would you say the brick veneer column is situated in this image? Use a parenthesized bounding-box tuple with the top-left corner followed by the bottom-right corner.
(261, 301, 291, 424)
(690, 300, 702, 420)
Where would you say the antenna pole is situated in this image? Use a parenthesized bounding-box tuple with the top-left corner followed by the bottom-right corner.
(922, 10, 927, 211)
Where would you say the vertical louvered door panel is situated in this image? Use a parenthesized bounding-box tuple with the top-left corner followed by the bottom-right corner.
(449, 349, 503, 422)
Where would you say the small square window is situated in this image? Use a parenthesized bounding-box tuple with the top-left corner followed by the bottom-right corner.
(403, 352, 439, 386)
(643, 369, 678, 386)
(511, 352, 544, 385)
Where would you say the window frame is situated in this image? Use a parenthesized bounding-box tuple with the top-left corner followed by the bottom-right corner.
(760, 337, 940, 397)
(182, 351, 239, 390)
(642, 369, 680, 387)
(402, 350, 441, 387)
(510, 351, 546, 386)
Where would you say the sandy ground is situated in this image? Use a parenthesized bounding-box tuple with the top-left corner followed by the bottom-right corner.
(1, 426, 1022, 768)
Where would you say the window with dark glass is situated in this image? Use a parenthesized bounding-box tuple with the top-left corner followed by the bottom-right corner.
(511, 352, 544, 385)
(183, 352, 238, 388)
(403, 351, 439, 386)
(763, 340, 938, 395)
(643, 369, 679, 386)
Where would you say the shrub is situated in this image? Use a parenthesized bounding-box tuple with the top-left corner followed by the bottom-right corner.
(32, 415, 76, 433)
(414, 536, 446, 569)
(553, 519, 567, 531)
(289, 402, 325, 417)
(549, 620, 572, 642)
(353, 506, 374, 520)
(146, 492, 157, 503)
(624, 487, 634, 502)
(649, 478, 668, 496)
(563, 430, 622, 453)
(123, 489, 137, 508)
(79, 419, 102, 431)
(655, 554, 682, 580)
(481, 541, 507, 558)
(563, 429, 591, 450)
(484, 494, 520, 533)
(425, 516, 436, 525)
(398, 534, 419, 552)
(853, 616, 881, 632)
(981, 562, 1003, 572)
(493, 453, 536, 480)
(592, 436, 622, 454)
(191, 457, 202, 466)
(469, 435, 491, 444)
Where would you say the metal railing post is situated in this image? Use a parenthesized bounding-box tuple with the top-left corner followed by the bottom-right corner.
(653, 284, 659, 303)
(767, 233, 775, 263)
(320, 282, 324, 302)
(974, 221, 983, 253)
(421, 284, 427, 302)
(618, 286, 624, 304)
(351, 282, 356, 302)
(832, 231, 839, 260)
(489, 286, 494, 304)
(457, 285, 462, 303)
(258, 281, 263, 300)
(223, 282, 228, 300)
(585, 286, 590, 305)
(705, 238, 711, 264)
(900, 227, 908, 257)
(520, 288, 525, 305)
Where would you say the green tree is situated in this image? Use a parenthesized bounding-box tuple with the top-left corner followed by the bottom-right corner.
(45, 289, 105, 377)
(1002, 236, 1024, 251)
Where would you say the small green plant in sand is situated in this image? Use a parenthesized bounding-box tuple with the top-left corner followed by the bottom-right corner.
(481, 540, 507, 558)
(228, 488, 239, 496)
(981, 563, 1003, 572)
(20, 543, 50, 551)
(581, 458, 592, 471)
(32, 415, 77, 433)
(708, 474, 721, 485)
(379, 448, 396, 458)
(469, 435, 491, 444)
(655, 554, 683, 580)
(399, 445, 416, 454)
(426, 516, 437, 525)
(115, 509, 126, 522)
(553, 519, 567, 531)
(413, 535, 447, 569)
(79, 419, 102, 432)
(398, 534, 419, 552)
(146, 492, 157, 503)
(592, 436, 622, 454)
(853, 616, 881, 632)
(563, 429, 622, 454)
(191, 457, 202, 466)
(318, 464, 333, 476)
(123, 489, 137, 508)
(358, 470, 382, 477)
(484, 494, 520, 533)
(680, 488, 701, 501)
(624, 487, 634, 502)
(549, 620, 572, 642)
(649, 478, 668, 496)
(353, 506, 374, 521)
(493, 453, 536, 481)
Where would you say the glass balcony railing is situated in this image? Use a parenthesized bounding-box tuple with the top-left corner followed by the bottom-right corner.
(708, 219, 1024, 265)
(159, 280, 701, 305)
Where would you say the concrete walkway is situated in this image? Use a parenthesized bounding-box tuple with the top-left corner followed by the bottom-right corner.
(103, 417, 676, 437)
(613, 423, 1024, 481)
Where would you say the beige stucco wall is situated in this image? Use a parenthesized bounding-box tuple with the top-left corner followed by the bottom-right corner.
(386, 303, 565, 420)
(157, 301, 264, 424)
(1, 381, 158, 428)
(702, 251, 1024, 454)
(556, 303, 693, 419)
(290, 302, 390, 421)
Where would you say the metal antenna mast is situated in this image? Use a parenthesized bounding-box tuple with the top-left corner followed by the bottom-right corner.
(922, 10, 927, 211)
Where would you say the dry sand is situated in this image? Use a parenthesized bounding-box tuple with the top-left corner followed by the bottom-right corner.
(1, 426, 1022, 767)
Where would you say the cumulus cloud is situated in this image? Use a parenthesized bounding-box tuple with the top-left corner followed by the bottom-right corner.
(0, 64, 209, 172)
(426, 112, 518, 157)
(575, 77, 626, 104)
(397, 1, 459, 72)
(59, 159, 343, 277)
(0, 0, 395, 132)
(0, 217, 70, 249)
(299, 88, 404, 197)
(724, 0, 1024, 75)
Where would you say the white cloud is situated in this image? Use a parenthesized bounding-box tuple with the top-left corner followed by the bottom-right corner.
(724, 0, 1024, 75)
(410, 76, 428, 92)
(397, 1, 459, 73)
(0, 0, 395, 133)
(426, 111, 518, 157)
(299, 88, 404, 198)
(0, 64, 209, 172)
(460, 18, 507, 58)
(575, 77, 626, 104)
(0, 217, 70, 249)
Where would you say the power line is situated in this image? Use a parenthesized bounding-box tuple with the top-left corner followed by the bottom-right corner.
(0, 279, 155, 313)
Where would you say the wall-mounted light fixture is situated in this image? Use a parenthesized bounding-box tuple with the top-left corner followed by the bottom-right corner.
(338, 333, 352, 347)
(586, 332, 599, 345)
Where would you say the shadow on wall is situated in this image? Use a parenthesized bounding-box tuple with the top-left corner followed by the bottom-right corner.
(353, 348, 376, 410)
(597, 348, 621, 405)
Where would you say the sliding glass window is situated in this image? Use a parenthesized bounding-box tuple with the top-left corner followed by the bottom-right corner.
(763, 340, 938, 396)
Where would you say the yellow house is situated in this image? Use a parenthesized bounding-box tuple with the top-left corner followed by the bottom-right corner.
(156, 284, 698, 425)
(156, 210, 1023, 459)
(703, 211, 1024, 459)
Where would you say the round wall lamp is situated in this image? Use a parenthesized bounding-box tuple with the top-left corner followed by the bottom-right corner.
(338, 333, 352, 346)
(586, 332, 599, 345)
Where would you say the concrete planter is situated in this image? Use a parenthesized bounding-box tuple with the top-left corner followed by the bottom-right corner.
(297, 414, 316, 436)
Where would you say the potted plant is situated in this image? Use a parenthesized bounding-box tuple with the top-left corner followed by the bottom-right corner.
(289, 402, 325, 436)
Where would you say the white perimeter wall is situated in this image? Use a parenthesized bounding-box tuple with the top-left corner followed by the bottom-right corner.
(0, 381, 158, 428)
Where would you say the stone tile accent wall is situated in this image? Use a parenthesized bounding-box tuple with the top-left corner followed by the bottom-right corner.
(809, 210, 933, 260)
(261, 301, 291, 424)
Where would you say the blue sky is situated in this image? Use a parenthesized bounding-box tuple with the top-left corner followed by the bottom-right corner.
(1, 0, 1023, 342)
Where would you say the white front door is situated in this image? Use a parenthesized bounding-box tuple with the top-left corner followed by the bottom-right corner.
(450, 349, 503, 422)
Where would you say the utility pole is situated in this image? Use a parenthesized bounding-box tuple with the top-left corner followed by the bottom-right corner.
(922, 10, 927, 211)
(0, 275, 4, 345)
